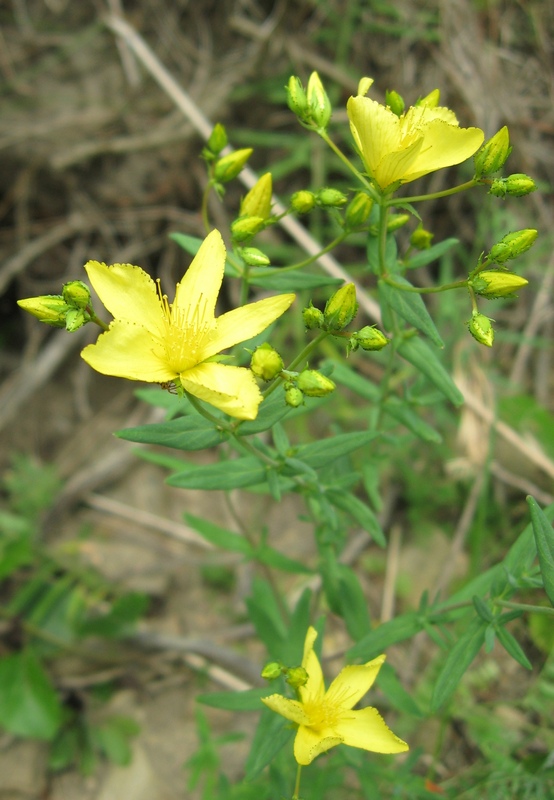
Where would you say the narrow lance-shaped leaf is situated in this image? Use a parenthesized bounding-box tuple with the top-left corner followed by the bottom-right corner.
(431, 617, 487, 712)
(527, 496, 554, 606)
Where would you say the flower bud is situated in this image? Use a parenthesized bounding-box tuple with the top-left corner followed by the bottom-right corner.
(250, 343, 284, 381)
(356, 77, 374, 96)
(386, 89, 405, 116)
(206, 123, 228, 155)
(489, 173, 537, 198)
(285, 666, 309, 689)
(410, 227, 434, 250)
(238, 247, 271, 267)
(62, 280, 91, 309)
(469, 270, 528, 299)
(240, 173, 273, 220)
(290, 190, 316, 214)
(285, 75, 308, 118)
(65, 308, 88, 332)
(324, 283, 358, 331)
(297, 370, 336, 397)
(306, 71, 332, 129)
(474, 126, 512, 177)
(345, 193, 373, 228)
(17, 295, 70, 328)
(213, 148, 253, 183)
(302, 302, 325, 330)
(230, 216, 265, 242)
(285, 385, 304, 408)
(468, 311, 494, 347)
(416, 88, 440, 108)
(386, 213, 410, 232)
(350, 326, 389, 351)
(316, 188, 348, 208)
(488, 229, 537, 264)
(261, 661, 284, 681)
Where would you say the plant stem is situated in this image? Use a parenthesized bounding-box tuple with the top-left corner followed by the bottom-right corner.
(381, 277, 468, 294)
(386, 179, 479, 205)
(317, 130, 379, 202)
(495, 600, 554, 616)
(262, 330, 330, 401)
(293, 764, 303, 799)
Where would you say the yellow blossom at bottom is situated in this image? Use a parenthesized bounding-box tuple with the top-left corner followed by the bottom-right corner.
(262, 627, 408, 765)
(81, 229, 294, 420)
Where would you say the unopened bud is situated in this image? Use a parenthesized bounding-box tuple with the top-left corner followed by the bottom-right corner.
(357, 77, 374, 96)
(468, 311, 494, 347)
(291, 190, 316, 214)
(240, 173, 273, 220)
(230, 216, 265, 242)
(345, 193, 373, 228)
(474, 126, 512, 177)
(62, 280, 91, 309)
(261, 661, 284, 681)
(302, 302, 325, 330)
(488, 229, 537, 264)
(239, 247, 271, 267)
(17, 295, 70, 328)
(324, 283, 358, 331)
(65, 308, 88, 332)
(350, 326, 389, 351)
(285, 75, 308, 118)
(285, 385, 304, 408)
(489, 173, 537, 198)
(416, 88, 440, 108)
(297, 369, 336, 397)
(285, 666, 309, 689)
(386, 213, 410, 232)
(206, 123, 228, 155)
(410, 227, 434, 250)
(386, 90, 405, 116)
(316, 188, 348, 208)
(250, 343, 284, 381)
(469, 270, 528, 299)
(306, 71, 332, 129)
(213, 148, 253, 183)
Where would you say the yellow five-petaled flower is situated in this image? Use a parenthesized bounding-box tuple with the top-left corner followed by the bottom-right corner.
(81, 229, 294, 420)
(347, 82, 484, 191)
(262, 627, 408, 765)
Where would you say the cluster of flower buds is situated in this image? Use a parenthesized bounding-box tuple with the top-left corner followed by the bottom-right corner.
(231, 173, 274, 245)
(285, 71, 332, 131)
(473, 126, 536, 197)
(203, 123, 254, 198)
(261, 660, 308, 689)
(18, 280, 93, 332)
(284, 369, 336, 407)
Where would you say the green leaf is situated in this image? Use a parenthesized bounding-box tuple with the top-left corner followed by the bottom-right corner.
(79, 592, 148, 639)
(168, 457, 267, 490)
(378, 662, 423, 717)
(378, 277, 444, 347)
(245, 707, 292, 780)
(397, 336, 464, 406)
(324, 360, 380, 402)
(185, 514, 252, 555)
(169, 232, 203, 255)
(0, 649, 62, 740)
(239, 388, 291, 434)
(336, 563, 371, 640)
(431, 616, 487, 711)
(296, 431, 380, 468)
(495, 625, 532, 670)
(248, 269, 342, 291)
(384, 397, 442, 443)
(256, 545, 312, 574)
(348, 612, 423, 660)
(404, 238, 459, 270)
(93, 718, 138, 766)
(527, 496, 554, 606)
(198, 688, 273, 711)
(327, 489, 386, 547)
(116, 416, 228, 451)
(245, 577, 287, 659)
(284, 589, 313, 665)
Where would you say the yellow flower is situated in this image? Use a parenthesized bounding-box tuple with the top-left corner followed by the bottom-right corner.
(347, 89, 484, 190)
(81, 230, 295, 420)
(262, 627, 408, 765)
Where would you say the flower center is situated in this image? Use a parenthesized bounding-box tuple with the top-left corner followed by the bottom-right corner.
(157, 283, 216, 374)
(304, 698, 341, 731)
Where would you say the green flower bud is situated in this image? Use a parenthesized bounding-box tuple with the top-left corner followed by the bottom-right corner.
(297, 369, 336, 397)
(285, 75, 308, 118)
(324, 283, 358, 331)
(316, 188, 348, 208)
(468, 311, 494, 347)
(213, 148, 253, 183)
(489, 173, 537, 198)
(206, 123, 228, 155)
(410, 227, 434, 250)
(230, 215, 265, 243)
(261, 661, 284, 681)
(350, 326, 389, 351)
(250, 343, 284, 381)
(290, 190, 316, 214)
(386, 213, 410, 232)
(469, 270, 529, 299)
(306, 71, 332, 129)
(240, 173, 273, 220)
(65, 308, 88, 332)
(285, 385, 304, 408)
(238, 247, 271, 267)
(345, 193, 373, 228)
(416, 88, 440, 108)
(62, 280, 91, 309)
(285, 666, 309, 689)
(474, 126, 512, 177)
(386, 89, 405, 116)
(488, 229, 537, 264)
(302, 302, 325, 330)
(17, 295, 70, 328)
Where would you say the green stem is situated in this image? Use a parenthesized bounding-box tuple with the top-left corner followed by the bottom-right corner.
(495, 600, 554, 616)
(377, 200, 390, 278)
(292, 764, 303, 799)
(89, 309, 110, 331)
(261, 330, 330, 401)
(201, 182, 213, 233)
(382, 277, 468, 294)
(386, 178, 479, 206)
(317, 130, 380, 202)
(269, 233, 349, 273)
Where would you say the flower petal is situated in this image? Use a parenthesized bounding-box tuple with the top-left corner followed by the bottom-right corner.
(204, 293, 295, 360)
(84, 261, 165, 336)
(180, 362, 263, 419)
(403, 118, 484, 182)
(299, 627, 325, 705)
(335, 706, 409, 754)
(261, 695, 309, 726)
(294, 726, 342, 766)
(81, 321, 175, 382)
(174, 229, 226, 326)
(325, 656, 386, 710)
(347, 96, 402, 175)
